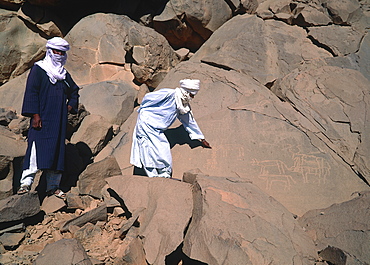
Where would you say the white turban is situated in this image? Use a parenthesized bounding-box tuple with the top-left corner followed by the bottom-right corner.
(46, 37, 70, 51)
(35, 37, 70, 84)
(180, 79, 200, 95)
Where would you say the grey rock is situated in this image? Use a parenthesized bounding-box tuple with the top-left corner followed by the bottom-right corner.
(298, 191, 370, 264)
(33, 238, 92, 265)
(357, 32, 370, 81)
(78, 156, 121, 199)
(0, 192, 40, 223)
(0, 232, 25, 248)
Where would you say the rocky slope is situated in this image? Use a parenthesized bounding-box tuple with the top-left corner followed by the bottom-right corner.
(0, 0, 369, 264)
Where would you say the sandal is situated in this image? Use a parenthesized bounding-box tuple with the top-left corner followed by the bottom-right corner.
(17, 185, 30, 195)
(53, 189, 66, 199)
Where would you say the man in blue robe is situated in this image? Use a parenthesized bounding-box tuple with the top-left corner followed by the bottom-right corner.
(17, 37, 79, 198)
(130, 79, 211, 178)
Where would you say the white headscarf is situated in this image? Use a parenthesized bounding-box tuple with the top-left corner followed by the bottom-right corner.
(35, 37, 70, 84)
(175, 79, 200, 114)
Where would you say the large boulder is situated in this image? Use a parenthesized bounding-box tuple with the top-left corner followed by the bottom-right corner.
(106, 175, 193, 265)
(97, 61, 369, 216)
(152, 0, 233, 51)
(190, 14, 332, 85)
(0, 9, 45, 85)
(271, 66, 370, 185)
(182, 171, 318, 264)
(65, 13, 179, 87)
(79, 80, 137, 126)
(299, 191, 370, 264)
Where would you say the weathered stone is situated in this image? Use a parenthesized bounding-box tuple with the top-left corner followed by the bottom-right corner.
(296, 5, 332, 26)
(65, 13, 179, 87)
(60, 204, 107, 233)
(0, 10, 45, 84)
(0, 232, 25, 247)
(324, 0, 361, 25)
(0, 223, 24, 234)
(191, 14, 331, 85)
(40, 195, 66, 214)
(106, 175, 193, 265)
(70, 114, 113, 156)
(100, 61, 368, 216)
(153, 0, 232, 51)
(0, 69, 28, 114)
(308, 25, 363, 56)
(79, 80, 136, 126)
(182, 171, 318, 264)
(33, 238, 92, 265)
(299, 191, 370, 264)
(0, 192, 40, 223)
(8, 116, 29, 135)
(271, 66, 370, 184)
(357, 32, 370, 81)
(78, 156, 121, 199)
(118, 237, 147, 265)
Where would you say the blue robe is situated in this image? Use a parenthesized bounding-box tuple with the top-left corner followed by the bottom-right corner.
(22, 65, 79, 171)
(130, 88, 204, 170)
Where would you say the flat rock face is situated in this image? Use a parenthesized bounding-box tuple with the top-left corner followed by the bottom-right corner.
(298, 191, 370, 264)
(190, 14, 332, 85)
(182, 172, 318, 264)
(79, 80, 137, 126)
(308, 25, 363, 56)
(106, 175, 193, 265)
(65, 13, 179, 87)
(271, 66, 370, 184)
(0, 192, 40, 223)
(33, 238, 92, 265)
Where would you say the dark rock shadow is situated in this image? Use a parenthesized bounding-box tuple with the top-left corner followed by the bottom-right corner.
(165, 242, 208, 265)
(164, 125, 203, 149)
(60, 142, 93, 192)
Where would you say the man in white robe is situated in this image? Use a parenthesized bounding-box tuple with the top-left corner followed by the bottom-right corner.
(130, 79, 211, 178)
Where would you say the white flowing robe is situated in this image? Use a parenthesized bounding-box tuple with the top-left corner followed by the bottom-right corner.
(130, 88, 204, 170)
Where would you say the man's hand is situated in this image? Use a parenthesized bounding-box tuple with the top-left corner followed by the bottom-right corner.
(200, 139, 212, 149)
(67, 105, 72, 112)
(32, 114, 42, 129)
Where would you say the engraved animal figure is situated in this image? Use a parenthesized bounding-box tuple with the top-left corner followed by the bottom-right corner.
(291, 154, 330, 184)
(251, 159, 296, 190)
